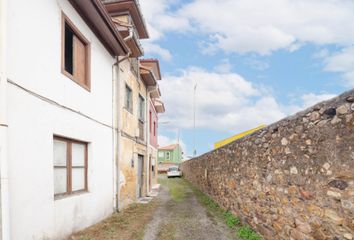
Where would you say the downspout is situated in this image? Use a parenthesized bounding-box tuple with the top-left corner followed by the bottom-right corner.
(145, 92, 150, 195)
(124, 27, 134, 42)
(0, 0, 10, 238)
(114, 24, 132, 210)
(118, 51, 131, 64)
(117, 28, 133, 64)
(112, 57, 120, 212)
(145, 86, 156, 195)
(112, 17, 134, 210)
(114, 52, 131, 211)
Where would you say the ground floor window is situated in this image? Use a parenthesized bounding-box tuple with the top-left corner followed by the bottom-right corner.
(152, 165, 155, 177)
(53, 136, 88, 198)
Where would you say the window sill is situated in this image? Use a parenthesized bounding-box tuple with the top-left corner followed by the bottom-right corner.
(54, 190, 89, 201)
(61, 70, 91, 92)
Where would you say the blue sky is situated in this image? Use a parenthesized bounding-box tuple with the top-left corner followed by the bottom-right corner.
(139, 0, 354, 156)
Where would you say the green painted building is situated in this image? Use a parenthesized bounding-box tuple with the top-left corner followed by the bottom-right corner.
(158, 144, 183, 164)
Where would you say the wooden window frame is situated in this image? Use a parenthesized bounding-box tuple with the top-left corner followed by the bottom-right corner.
(53, 136, 88, 199)
(149, 111, 152, 133)
(61, 12, 91, 91)
(125, 84, 133, 113)
(153, 121, 156, 136)
(138, 94, 145, 122)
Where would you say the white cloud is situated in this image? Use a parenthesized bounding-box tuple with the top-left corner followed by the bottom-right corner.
(313, 49, 330, 59)
(301, 93, 337, 108)
(158, 67, 338, 134)
(140, 0, 354, 55)
(214, 59, 233, 73)
(323, 46, 354, 87)
(142, 42, 172, 61)
(139, 0, 190, 59)
(285, 92, 337, 114)
(159, 67, 286, 133)
(246, 58, 270, 71)
(139, 0, 189, 39)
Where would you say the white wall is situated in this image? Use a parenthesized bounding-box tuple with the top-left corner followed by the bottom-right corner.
(0, 0, 11, 239)
(7, 0, 116, 239)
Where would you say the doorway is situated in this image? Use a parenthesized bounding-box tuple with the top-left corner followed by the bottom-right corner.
(137, 155, 144, 198)
(149, 155, 152, 192)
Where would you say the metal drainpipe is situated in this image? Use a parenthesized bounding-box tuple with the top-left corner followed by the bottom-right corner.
(112, 58, 119, 212)
(114, 25, 133, 210)
(145, 86, 156, 195)
(113, 56, 123, 212)
(124, 27, 134, 42)
(0, 0, 10, 238)
(114, 53, 131, 211)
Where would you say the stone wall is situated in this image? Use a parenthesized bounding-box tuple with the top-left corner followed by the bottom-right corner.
(181, 90, 354, 240)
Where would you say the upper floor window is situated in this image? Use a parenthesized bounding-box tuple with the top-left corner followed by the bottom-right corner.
(149, 111, 152, 133)
(153, 121, 156, 136)
(62, 13, 91, 90)
(53, 136, 88, 198)
(166, 152, 170, 160)
(125, 85, 133, 113)
(138, 95, 145, 121)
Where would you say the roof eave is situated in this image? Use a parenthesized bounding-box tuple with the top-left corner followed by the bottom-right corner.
(140, 68, 157, 87)
(69, 0, 129, 56)
(150, 86, 161, 98)
(140, 59, 162, 80)
(127, 34, 144, 57)
(103, 0, 149, 39)
(155, 103, 165, 113)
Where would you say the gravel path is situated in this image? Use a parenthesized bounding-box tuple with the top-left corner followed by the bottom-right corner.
(143, 176, 238, 240)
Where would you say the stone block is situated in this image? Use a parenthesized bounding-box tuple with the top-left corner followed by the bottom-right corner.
(324, 209, 344, 225)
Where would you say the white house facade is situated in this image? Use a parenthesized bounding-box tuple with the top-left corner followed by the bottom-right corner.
(0, 0, 165, 239)
(2, 0, 130, 239)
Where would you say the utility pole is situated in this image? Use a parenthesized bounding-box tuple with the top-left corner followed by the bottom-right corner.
(193, 83, 197, 157)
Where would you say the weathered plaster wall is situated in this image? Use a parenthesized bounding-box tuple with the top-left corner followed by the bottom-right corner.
(118, 59, 148, 209)
(149, 146, 158, 186)
(6, 0, 116, 239)
(181, 90, 354, 240)
(149, 100, 158, 148)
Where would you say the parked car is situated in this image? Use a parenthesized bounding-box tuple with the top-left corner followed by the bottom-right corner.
(167, 166, 182, 178)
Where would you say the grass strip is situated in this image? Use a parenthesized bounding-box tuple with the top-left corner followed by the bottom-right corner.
(189, 182, 262, 240)
(69, 201, 158, 240)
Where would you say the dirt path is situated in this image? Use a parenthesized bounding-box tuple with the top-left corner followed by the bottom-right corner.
(69, 176, 243, 240)
(144, 176, 238, 240)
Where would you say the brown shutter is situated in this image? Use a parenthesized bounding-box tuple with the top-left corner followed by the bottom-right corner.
(73, 35, 86, 86)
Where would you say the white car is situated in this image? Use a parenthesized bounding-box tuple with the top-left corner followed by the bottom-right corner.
(167, 166, 182, 178)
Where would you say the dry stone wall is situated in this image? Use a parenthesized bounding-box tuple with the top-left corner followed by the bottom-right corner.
(181, 90, 354, 240)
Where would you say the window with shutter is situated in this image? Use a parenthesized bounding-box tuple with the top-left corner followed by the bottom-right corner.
(62, 13, 90, 90)
(125, 85, 133, 113)
(138, 95, 145, 121)
(73, 36, 87, 86)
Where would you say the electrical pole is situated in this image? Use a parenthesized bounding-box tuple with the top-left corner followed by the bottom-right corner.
(193, 83, 197, 157)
